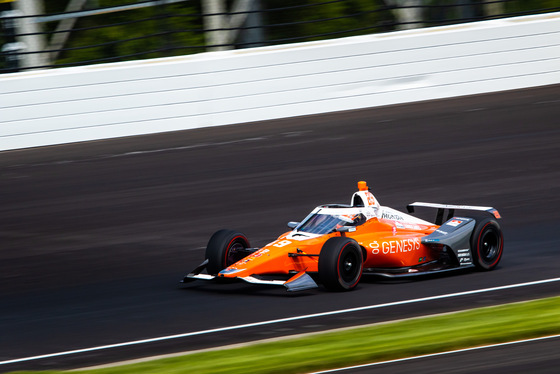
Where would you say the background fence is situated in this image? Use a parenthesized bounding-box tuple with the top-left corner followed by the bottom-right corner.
(2, 11, 559, 151)
(2, 0, 560, 73)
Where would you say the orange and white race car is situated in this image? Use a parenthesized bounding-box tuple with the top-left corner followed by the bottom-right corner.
(182, 181, 503, 292)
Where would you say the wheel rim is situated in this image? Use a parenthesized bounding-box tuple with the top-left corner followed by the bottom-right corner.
(480, 230, 500, 262)
(226, 241, 246, 267)
(339, 248, 360, 283)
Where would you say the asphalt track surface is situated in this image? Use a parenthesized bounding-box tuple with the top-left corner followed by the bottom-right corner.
(1, 84, 559, 372)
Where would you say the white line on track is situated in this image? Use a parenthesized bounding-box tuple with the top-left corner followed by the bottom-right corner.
(1, 277, 559, 366)
(309, 334, 560, 373)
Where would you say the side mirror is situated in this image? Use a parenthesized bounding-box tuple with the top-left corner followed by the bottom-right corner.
(287, 222, 299, 229)
(336, 226, 356, 233)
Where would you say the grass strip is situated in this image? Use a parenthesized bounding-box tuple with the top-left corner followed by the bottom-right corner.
(10, 296, 560, 374)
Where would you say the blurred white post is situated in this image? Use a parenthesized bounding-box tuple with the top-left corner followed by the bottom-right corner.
(202, 0, 229, 51)
(202, 0, 257, 51)
(13, 0, 47, 68)
(386, 0, 423, 30)
(484, 1, 504, 18)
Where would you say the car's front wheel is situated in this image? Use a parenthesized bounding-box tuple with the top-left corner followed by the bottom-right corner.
(205, 229, 251, 275)
(318, 237, 363, 291)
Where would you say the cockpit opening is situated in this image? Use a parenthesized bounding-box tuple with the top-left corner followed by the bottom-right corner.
(296, 209, 367, 235)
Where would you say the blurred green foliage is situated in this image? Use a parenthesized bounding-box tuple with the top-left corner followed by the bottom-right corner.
(1, 0, 560, 70)
(424, 0, 560, 24)
(44, 0, 205, 66)
(262, 0, 394, 44)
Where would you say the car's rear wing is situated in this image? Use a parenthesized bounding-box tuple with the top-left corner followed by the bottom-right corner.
(406, 202, 501, 225)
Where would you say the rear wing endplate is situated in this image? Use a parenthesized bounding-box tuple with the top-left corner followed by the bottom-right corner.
(407, 202, 501, 225)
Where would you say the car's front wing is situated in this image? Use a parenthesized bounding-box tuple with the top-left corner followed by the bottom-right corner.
(181, 260, 318, 292)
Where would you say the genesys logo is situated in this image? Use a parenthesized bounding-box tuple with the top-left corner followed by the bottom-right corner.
(369, 238, 421, 254)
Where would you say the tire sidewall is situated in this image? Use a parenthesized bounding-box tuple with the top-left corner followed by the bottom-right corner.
(319, 237, 363, 291)
(471, 218, 503, 271)
(205, 229, 250, 275)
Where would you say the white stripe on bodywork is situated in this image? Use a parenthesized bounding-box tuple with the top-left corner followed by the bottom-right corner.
(240, 276, 286, 286)
(186, 274, 215, 280)
(409, 202, 495, 212)
(380, 206, 434, 225)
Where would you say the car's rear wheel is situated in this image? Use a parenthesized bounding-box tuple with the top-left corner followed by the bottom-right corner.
(471, 218, 503, 271)
(319, 237, 363, 291)
(205, 229, 251, 275)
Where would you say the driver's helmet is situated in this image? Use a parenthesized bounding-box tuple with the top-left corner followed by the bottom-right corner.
(336, 213, 363, 226)
(351, 181, 380, 217)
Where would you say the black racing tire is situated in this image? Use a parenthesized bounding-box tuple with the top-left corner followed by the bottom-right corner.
(470, 218, 504, 271)
(318, 237, 363, 291)
(205, 229, 251, 275)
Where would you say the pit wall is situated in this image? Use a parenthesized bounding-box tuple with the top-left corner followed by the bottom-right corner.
(1, 12, 559, 151)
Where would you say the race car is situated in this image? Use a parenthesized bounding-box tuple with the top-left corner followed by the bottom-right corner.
(182, 181, 503, 292)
